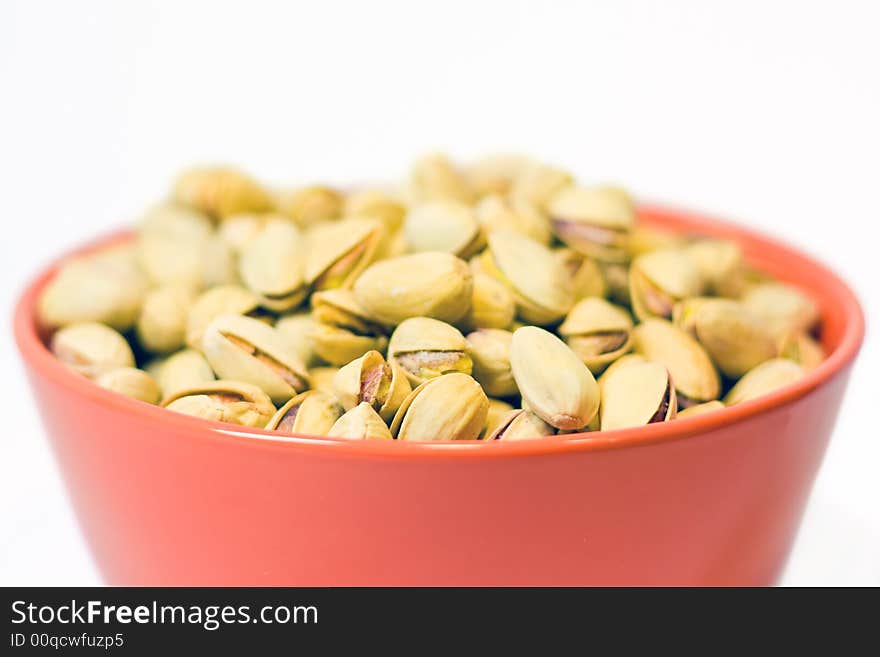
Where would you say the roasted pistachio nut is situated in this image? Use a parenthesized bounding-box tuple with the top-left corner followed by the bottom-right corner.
(344, 189, 406, 233)
(684, 239, 746, 298)
(239, 218, 307, 312)
(387, 317, 473, 385)
(509, 162, 572, 210)
(409, 153, 473, 204)
(724, 358, 805, 406)
(156, 348, 215, 397)
(328, 402, 394, 440)
(332, 351, 411, 422)
(559, 297, 633, 374)
(547, 186, 636, 263)
(404, 200, 485, 258)
(459, 273, 516, 331)
(599, 362, 676, 431)
(632, 319, 720, 405)
(276, 185, 344, 229)
(353, 252, 473, 326)
(173, 166, 274, 219)
(741, 282, 820, 339)
(305, 217, 383, 291)
(465, 154, 534, 197)
(162, 380, 275, 427)
(629, 249, 704, 321)
(266, 390, 343, 435)
(487, 409, 556, 441)
(479, 230, 574, 325)
(308, 366, 340, 395)
(626, 225, 688, 258)
(466, 329, 517, 398)
(482, 398, 516, 438)
(202, 314, 310, 405)
(474, 194, 552, 245)
(51, 322, 135, 379)
(310, 323, 388, 366)
(138, 203, 213, 242)
(674, 298, 777, 379)
(597, 353, 648, 392)
(601, 262, 631, 307)
(186, 285, 262, 350)
(218, 213, 269, 253)
(676, 400, 725, 419)
(778, 330, 825, 372)
(391, 372, 489, 442)
(309, 289, 389, 364)
(274, 312, 319, 368)
(554, 248, 607, 301)
(95, 367, 161, 404)
(509, 326, 600, 430)
(136, 286, 194, 354)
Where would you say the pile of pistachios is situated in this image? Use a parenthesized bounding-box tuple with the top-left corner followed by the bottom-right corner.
(37, 154, 824, 441)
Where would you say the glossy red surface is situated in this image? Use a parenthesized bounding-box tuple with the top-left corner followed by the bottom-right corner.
(14, 205, 864, 585)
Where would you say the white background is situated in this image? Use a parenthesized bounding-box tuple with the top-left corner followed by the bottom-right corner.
(1, 0, 877, 585)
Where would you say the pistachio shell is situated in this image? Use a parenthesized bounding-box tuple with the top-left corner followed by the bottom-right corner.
(173, 166, 274, 219)
(332, 350, 412, 422)
(162, 380, 275, 427)
(597, 353, 648, 392)
(684, 240, 746, 298)
(554, 248, 607, 301)
(474, 194, 551, 245)
(136, 286, 194, 354)
(51, 322, 135, 378)
(344, 189, 407, 232)
(559, 297, 633, 374)
(239, 219, 307, 312)
(95, 367, 161, 404)
(405, 200, 485, 258)
(458, 273, 516, 332)
(328, 402, 393, 440)
(741, 283, 820, 339)
(388, 317, 473, 385)
(676, 400, 725, 419)
(629, 249, 704, 321)
(509, 162, 572, 209)
(310, 323, 388, 366)
(353, 252, 473, 325)
(627, 225, 688, 257)
(186, 285, 262, 350)
(482, 398, 516, 438)
(487, 409, 556, 441)
(465, 154, 534, 197)
(391, 373, 489, 441)
(156, 348, 215, 397)
(724, 359, 805, 405)
(466, 329, 517, 397)
(547, 186, 635, 262)
(777, 330, 825, 372)
(218, 213, 271, 253)
(601, 262, 631, 307)
(276, 185, 343, 228)
(509, 326, 600, 430)
(599, 362, 676, 430)
(308, 366, 340, 395)
(274, 312, 319, 368)
(305, 217, 383, 290)
(266, 390, 343, 435)
(409, 153, 473, 203)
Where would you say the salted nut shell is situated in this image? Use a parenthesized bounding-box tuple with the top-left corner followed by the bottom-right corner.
(509, 326, 600, 431)
(632, 318, 720, 405)
(344, 190, 406, 233)
(388, 317, 473, 386)
(96, 367, 161, 404)
(328, 402, 394, 440)
(599, 361, 677, 431)
(487, 409, 556, 441)
(390, 372, 489, 442)
(597, 353, 648, 392)
(554, 248, 607, 301)
(354, 252, 473, 326)
(186, 284, 262, 350)
(218, 213, 268, 254)
(547, 186, 636, 263)
(51, 322, 135, 379)
(741, 282, 820, 339)
(474, 194, 552, 245)
(724, 358, 805, 406)
(509, 162, 572, 210)
(409, 153, 473, 204)
(684, 239, 746, 298)
(459, 273, 516, 332)
(266, 390, 344, 435)
(482, 398, 515, 438)
(239, 219, 308, 312)
(674, 298, 777, 379)
(778, 330, 825, 372)
(479, 230, 574, 325)
(136, 286, 194, 355)
(559, 297, 633, 374)
(305, 217, 383, 291)
(276, 185, 343, 229)
(629, 249, 704, 321)
(155, 349, 215, 398)
(466, 329, 517, 398)
(404, 200, 485, 258)
(162, 380, 275, 427)
(173, 166, 274, 219)
(309, 289, 389, 365)
(332, 350, 411, 422)
(202, 313, 310, 405)
(677, 400, 725, 419)
(465, 154, 534, 198)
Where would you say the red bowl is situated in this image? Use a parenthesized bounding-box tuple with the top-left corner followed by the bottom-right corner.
(14, 205, 864, 586)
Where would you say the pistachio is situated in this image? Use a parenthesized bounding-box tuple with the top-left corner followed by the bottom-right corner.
(308, 366, 340, 395)
(487, 409, 556, 441)
(332, 350, 411, 422)
(390, 372, 489, 441)
(778, 330, 825, 372)
(684, 239, 746, 298)
(474, 194, 551, 245)
(554, 248, 607, 301)
(309, 289, 389, 365)
(466, 329, 517, 398)
(741, 282, 820, 339)
(597, 353, 648, 393)
(276, 185, 344, 229)
(239, 218, 308, 312)
(599, 361, 676, 430)
(310, 324, 388, 366)
(95, 367, 161, 404)
(673, 298, 777, 379)
(218, 213, 270, 253)
(186, 285, 263, 351)
(51, 322, 135, 379)
(274, 312, 319, 368)
(629, 249, 704, 321)
(547, 185, 636, 263)
(627, 225, 689, 257)
(344, 189, 407, 233)
(479, 230, 574, 325)
(155, 348, 215, 397)
(509, 326, 600, 430)
(559, 297, 633, 374)
(482, 398, 516, 438)
(173, 166, 274, 220)
(404, 200, 485, 258)
(724, 359, 805, 406)
(136, 286, 195, 354)
(459, 273, 516, 332)
(465, 154, 534, 197)
(676, 400, 725, 419)
(509, 162, 572, 210)
(632, 318, 720, 405)
(353, 252, 473, 326)
(601, 262, 631, 307)
(409, 153, 473, 203)
(328, 402, 394, 440)
(388, 317, 473, 386)
(266, 390, 344, 435)
(162, 380, 275, 427)
(202, 314, 310, 405)
(305, 217, 383, 291)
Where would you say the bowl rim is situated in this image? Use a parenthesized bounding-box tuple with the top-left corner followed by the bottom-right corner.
(13, 203, 865, 459)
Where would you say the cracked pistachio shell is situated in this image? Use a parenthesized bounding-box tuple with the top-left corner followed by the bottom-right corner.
(276, 185, 344, 229)
(677, 400, 725, 419)
(328, 402, 393, 440)
(173, 166, 274, 220)
(509, 162, 572, 210)
(344, 189, 406, 232)
(51, 322, 135, 378)
(465, 154, 535, 198)
(629, 249, 704, 321)
(684, 239, 746, 298)
(777, 330, 825, 372)
(391, 372, 489, 442)
(601, 262, 631, 307)
(599, 361, 677, 431)
(136, 286, 195, 354)
(724, 358, 805, 406)
(597, 353, 648, 393)
(309, 366, 340, 395)
(559, 298, 633, 374)
(555, 248, 607, 301)
(311, 289, 387, 334)
(266, 390, 343, 435)
(156, 348, 215, 397)
(479, 230, 574, 325)
(459, 273, 516, 332)
(404, 200, 485, 258)
(96, 367, 161, 404)
(274, 312, 319, 368)
(186, 285, 262, 350)
(547, 186, 635, 263)
(332, 350, 411, 422)
(674, 298, 777, 379)
(388, 317, 473, 385)
(482, 398, 515, 438)
(632, 319, 720, 405)
(741, 283, 820, 339)
(202, 314, 310, 405)
(509, 326, 600, 430)
(239, 219, 308, 312)
(466, 329, 517, 397)
(409, 153, 473, 204)
(626, 225, 688, 258)
(218, 213, 271, 254)
(474, 194, 552, 245)
(487, 409, 556, 441)
(353, 252, 473, 325)
(310, 323, 388, 366)
(305, 217, 383, 291)
(162, 380, 275, 427)
(309, 290, 388, 366)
